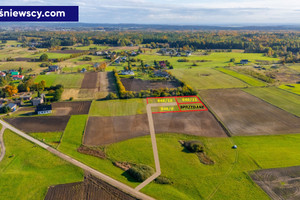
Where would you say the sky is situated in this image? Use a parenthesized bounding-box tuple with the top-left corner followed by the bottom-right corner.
(2, 0, 300, 24)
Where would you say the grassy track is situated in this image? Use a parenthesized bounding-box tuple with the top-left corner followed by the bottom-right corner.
(0, 129, 83, 200)
(172, 68, 248, 90)
(89, 99, 147, 116)
(279, 84, 300, 95)
(29, 132, 63, 148)
(216, 67, 267, 86)
(243, 87, 300, 117)
(34, 73, 84, 88)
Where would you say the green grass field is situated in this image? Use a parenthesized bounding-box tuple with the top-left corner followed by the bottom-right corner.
(288, 64, 300, 72)
(137, 52, 278, 69)
(105, 134, 267, 200)
(89, 99, 147, 116)
(279, 84, 300, 95)
(0, 129, 83, 200)
(172, 67, 248, 90)
(29, 132, 63, 148)
(34, 73, 84, 88)
(216, 67, 267, 87)
(243, 87, 300, 117)
(26, 52, 72, 60)
(105, 133, 300, 200)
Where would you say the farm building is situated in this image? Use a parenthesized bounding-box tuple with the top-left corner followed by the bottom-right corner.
(12, 75, 24, 80)
(119, 70, 135, 75)
(154, 70, 169, 78)
(36, 104, 52, 115)
(20, 94, 32, 101)
(6, 103, 17, 112)
(240, 59, 249, 64)
(48, 65, 59, 72)
(11, 71, 19, 76)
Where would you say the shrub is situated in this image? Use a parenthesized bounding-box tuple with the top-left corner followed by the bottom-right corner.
(82, 56, 92, 61)
(40, 63, 49, 68)
(39, 53, 48, 61)
(184, 141, 204, 153)
(69, 97, 73, 101)
(155, 176, 172, 184)
(106, 92, 118, 100)
(127, 164, 155, 182)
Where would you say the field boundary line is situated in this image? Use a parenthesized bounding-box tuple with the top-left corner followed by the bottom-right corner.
(0, 120, 155, 200)
(197, 94, 232, 137)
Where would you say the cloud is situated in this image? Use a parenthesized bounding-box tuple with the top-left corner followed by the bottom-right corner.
(0, 0, 300, 24)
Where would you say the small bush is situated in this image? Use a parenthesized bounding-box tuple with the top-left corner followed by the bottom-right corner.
(184, 141, 204, 153)
(127, 164, 155, 182)
(155, 176, 172, 184)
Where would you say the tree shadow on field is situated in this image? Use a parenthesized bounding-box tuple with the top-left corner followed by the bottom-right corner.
(121, 171, 140, 183)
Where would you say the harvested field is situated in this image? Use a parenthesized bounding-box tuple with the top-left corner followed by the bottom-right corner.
(78, 89, 95, 99)
(44, 174, 137, 200)
(200, 89, 300, 136)
(4, 116, 70, 133)
(96, 72, 117, 98)
(61, 89, 80, 100)
(121, 78, 181, 92)
(84, 112, 227, 145)
(81, 72, 98, 89)
(251, 166, 300, 200)
(52, 101, 92, 115)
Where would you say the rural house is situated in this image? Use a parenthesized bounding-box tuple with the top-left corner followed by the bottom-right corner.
(48, 65, 59, 72)
(119, 70, 135, 75)
(0, 72, 6, 77)
(6, 103, 17, 112)
(93, 63, 100, 68)
(186, 51, 192, 56)
(36, 104, 52, 115)
(12, 75, 24, 80)
(31, 97, 44, 106)
(240, 59, 249, 64)
(159, 61, 166, 68)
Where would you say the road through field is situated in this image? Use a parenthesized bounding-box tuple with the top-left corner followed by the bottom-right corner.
(0, 120, 155, 200)
(135, 102, 177, 191)
(0, 126, 6, 162)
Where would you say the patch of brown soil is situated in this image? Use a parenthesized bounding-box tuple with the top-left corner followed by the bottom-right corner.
(77, 146, 106, 159)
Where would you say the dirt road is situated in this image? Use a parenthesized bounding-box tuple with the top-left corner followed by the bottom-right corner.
(0, 126, 6, 162)
(135, 102, 177, 191)
(0, 120, 154, 200)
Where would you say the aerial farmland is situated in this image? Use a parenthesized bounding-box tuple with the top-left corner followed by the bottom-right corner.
(0, 24, 300, 200)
